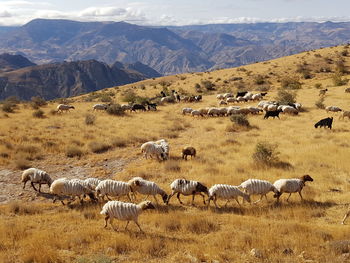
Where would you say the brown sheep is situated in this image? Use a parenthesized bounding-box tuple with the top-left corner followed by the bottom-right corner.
(182, 146, 196, 160)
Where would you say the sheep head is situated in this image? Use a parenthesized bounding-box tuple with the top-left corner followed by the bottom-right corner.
(139, 201, 155, 210)
(301, 174, 313, 182)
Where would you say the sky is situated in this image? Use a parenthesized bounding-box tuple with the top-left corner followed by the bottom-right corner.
(1, 0, 350, 26)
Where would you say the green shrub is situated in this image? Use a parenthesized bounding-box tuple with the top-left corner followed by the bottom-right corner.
(230, 114, 250, 127)
(280, 76, 302, 90)
(252, 142, 279, 165)
(332, 73, 348, 86)
(254, 75, 265, 85)
(32, 109, 45, 118)
(275, 89, 296, 105)
(100, 94, 113, 103)
(31, 96, 47, 108)
(106, 104, 125, 116)
(201, 80, 215, 91)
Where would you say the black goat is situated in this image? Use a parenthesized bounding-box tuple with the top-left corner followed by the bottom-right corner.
(264, 109, 283, 119)
(314, 117, 333, 129)
(131, 104, 146, 112)
(236, 91, 248, 98)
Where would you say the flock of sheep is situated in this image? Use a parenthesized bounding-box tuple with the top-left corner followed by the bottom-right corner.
(21, 167, 323, 231)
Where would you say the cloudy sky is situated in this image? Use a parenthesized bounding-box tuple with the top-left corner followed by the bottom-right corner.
(0, 0, 350, 26)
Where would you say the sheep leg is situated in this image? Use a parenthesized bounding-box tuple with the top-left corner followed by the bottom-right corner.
(254, 196, 263, 203)
(298, 191, 303, 200)
(134, 220, 143, 232)
(213, 197, 219, 208)
(191, 193, 196, 205)
(23, 181, 27, 189)
(341, 210, 350, 224)
(166, 192, 175, 204)
(125, 221, 130, 230)
(30, 182, 38, 192)
(177, 193, 184, 205)
(106, 194, 112, 201)
(144, 195, 150, 201)
(104, 215, 109, 228)
(127, 193, 132, 202)
(224, 199, 230, 207)
(235, 198, 241, 207)
(286, 193, 292, 202)
(38, 183, 42, 193)
(110, 218, 118, 231)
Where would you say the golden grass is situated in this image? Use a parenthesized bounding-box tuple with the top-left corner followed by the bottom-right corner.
(0, 44, 350, 262)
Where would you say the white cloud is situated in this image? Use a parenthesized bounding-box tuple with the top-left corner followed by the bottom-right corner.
(79, 7, 127, 17)
(0, 10, 12, 18)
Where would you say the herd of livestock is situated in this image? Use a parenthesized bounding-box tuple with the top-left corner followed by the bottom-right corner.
(19, 88, 350, 230)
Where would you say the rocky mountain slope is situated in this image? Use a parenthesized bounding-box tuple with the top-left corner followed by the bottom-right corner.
(1, 19, 350, 75)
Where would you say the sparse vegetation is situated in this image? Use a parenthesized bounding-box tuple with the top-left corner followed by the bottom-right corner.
(275, 89, 296, 104)
(106, 104, 125, 116)
(230, 114, 250, 127)
(315, 97, 326, 109)
(85, 114, 96, 125)
(280, 76, 302, 89)
(252, 141, 279, 165)
(32, 109, 45, 118)
(66, 146, 83, 158)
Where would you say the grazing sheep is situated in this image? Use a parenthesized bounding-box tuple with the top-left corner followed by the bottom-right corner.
(93, 104, 108, 111)
(128, 177, 168, 204)
(160, 96, 175, 103)
(84, 178, 102, 190)
(342, 208, 350, 224)
(182, 107, 193, 115)
(219, 100, 228, 106)
(236, 108, 251, 115)
(208, 184, 251, 208)
(217, 94, 224, 100)
(340, 111, 350, 120)
(248, 106, 263, 114)
(243, 92, 253, 101)
(182, 146, 196, 160)
(121, 104, 132, 112)
(155, 139, 170, 159)
(226, 97, 236, 103)
(252, 93, 263, 101)
(167, 179, 209, 205)
(227, 107, 241, 115)
(288, 103, 302, 111)
(266, 104, 279, 112)
(314, 117, 333, 129)
(95, 179, 133, 201)
(264, 109, 283, 119)
(50, 178, 96, 205)
(326, 106, 342, 113)
(194, 95, 202, 102)
(208, 107, 220, 117)
(131, 104, 146, 112)
(57, 104, 75, 113)
(100, 200, 155, 232)
(198, 107, 210, 115)
(282, 106, 299, 115)
(218, 107, 228, 116)
(319, 89, 328, 96)
(21, 168, 52, 193)
(223, 93, 234, 99)
(236, 97, 247, 103)
(239, 179, 279, 203)
(146, 102, 157, 111)
(191, 110, 203, 117)
(141, 141, 167, 161)
(273, 175, 314, 202)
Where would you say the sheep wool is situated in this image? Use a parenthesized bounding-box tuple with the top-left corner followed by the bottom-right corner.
(170, 179, 199, 195)
(95, 179, 132, 200)
(208, 184, 250, 204)
(273, 175, 313, 202)
(84, 178, 102, 190)
(239, 179, 279, 201)
(100, 200, 155, 231)
(141, 141, 166, 161)
(128, 177, 167, 203)
(21, 168, 52, 192)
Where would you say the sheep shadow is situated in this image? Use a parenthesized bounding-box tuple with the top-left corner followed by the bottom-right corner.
(156, 204, 188, 213)
(207, 205, 246, 215)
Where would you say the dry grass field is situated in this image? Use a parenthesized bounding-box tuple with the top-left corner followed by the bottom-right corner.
(0, 45, 350, 263)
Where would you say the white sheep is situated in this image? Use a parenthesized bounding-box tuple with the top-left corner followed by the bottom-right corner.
(198, 107, 210, 115)
(223, 93, 234, 99)
(273, 175, 314, 202)
(326, 106, 342, 113)
(265, 104, 279, 112)
(93, 104, 108, 111)
(160, 96, 175, 103)
(218, 107, 228, 116)
(219, 100, 228, 106)
(227, 107, 241, 115)
(340, 111, 350, 120)
(208, 184, 251, 208)
(239, 179, 279, 203)
(128, 177, 168, 204)
(252, 93, 263, 101)
(248, 106, 263, 114)
(84, 178, 102, 190)
(121, 104, 132, 112)
(182, 107, 193, 115)
(167, 179, 209, 205)
(100, 200, 155, 232)
(95, 179, 133, 201)
(191, 110, 202, 117)
(236, 97, 247, 103)
(243, 92, 253, 101)
(155, 139, 169, 159)
(50, 178, 96, 205)
(140, 141, 166, 161)
(21, 168, 52, 193)
(208, 107, 220, 117)
(216, 94, 224, 100)
(282, 105, 299, 115)
(57, 104, 75, 113)
(226, 97, 236, 103)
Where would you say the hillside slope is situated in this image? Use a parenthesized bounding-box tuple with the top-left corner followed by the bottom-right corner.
(0, 45, 349, 262)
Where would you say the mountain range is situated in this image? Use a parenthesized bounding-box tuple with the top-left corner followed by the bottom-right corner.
(1, 19, 350, 76)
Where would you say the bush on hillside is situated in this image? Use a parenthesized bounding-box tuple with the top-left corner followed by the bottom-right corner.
(280, 76, 302, 90)
(275, 89, 296, 105)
